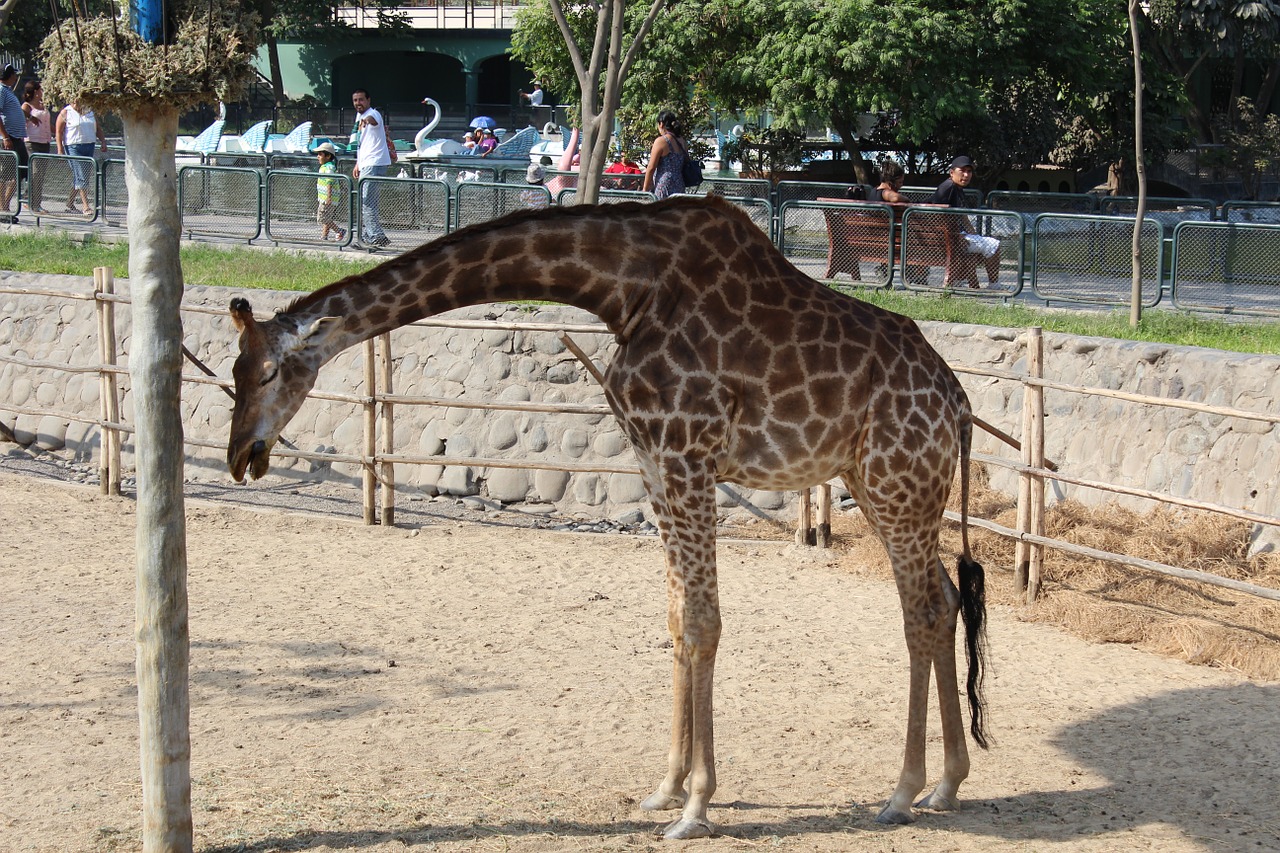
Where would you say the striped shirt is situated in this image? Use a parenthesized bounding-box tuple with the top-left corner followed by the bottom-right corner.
(0, 85, 25, 138)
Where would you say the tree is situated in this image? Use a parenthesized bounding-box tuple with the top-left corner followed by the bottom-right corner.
(1, 0, 116, 72)
(0, 0, 22, 41)
(1142, 0, 1280, 143)
(513, 0, 670, 204)
(40, 7, 260, 851)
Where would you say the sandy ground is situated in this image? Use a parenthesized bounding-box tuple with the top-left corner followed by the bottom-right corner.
(2, 471, 1278, 853)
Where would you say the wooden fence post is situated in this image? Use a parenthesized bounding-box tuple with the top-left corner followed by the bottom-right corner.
(816, 483, 832, 548)
(362, 339, 377, 525)
(796, 488, 813, 546)
(94, 267, 122, 495)
(1014, 328, 1034, 589)
(1026, 327, 1047, 602)
(378, 333, 395, 527)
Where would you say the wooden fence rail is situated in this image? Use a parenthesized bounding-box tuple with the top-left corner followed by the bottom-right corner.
(1, 276, 1278, 604)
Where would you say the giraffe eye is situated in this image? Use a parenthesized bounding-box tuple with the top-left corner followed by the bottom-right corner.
(259, 367, 278, 387)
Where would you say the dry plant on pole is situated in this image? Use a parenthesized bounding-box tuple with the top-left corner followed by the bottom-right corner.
(40, 6, 260, 853)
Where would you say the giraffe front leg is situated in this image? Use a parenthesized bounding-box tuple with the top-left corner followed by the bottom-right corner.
(875, 645, 932, 824)
(640, 650, 691, 813)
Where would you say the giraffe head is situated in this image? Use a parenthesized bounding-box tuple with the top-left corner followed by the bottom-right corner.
(227, 298, 342, 482)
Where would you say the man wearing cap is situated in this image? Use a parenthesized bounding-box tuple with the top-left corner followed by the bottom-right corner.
(351, 87, 396, 248)
(929, 155, 1001, 287)
(0, 65, 28, 223)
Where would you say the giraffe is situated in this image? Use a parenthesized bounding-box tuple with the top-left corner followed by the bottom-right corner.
(225, 195, 989, 839)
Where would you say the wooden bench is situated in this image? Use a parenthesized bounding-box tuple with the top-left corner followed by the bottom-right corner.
(817, 199, 988, 287)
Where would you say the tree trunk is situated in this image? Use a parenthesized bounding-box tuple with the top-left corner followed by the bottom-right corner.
(1257, 58, 1280, 117)
(829, 111, 872, 184)
(125, 108, 193, 853)
(1128, 0, 1147, 327)
(267, 35, 285, 107)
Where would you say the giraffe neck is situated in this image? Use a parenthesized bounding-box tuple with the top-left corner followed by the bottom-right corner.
(284, 203, 670, 359)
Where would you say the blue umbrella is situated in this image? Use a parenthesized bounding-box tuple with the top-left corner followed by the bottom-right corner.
(469, 116, 497, 129)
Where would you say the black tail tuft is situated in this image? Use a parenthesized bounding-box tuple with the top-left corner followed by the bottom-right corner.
(958, 553, 990, 749)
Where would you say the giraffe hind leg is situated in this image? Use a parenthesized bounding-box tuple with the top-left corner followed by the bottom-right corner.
(635, 453, 720, 839)
(844, 472, 963, 825)
(914, 557, 970, 813)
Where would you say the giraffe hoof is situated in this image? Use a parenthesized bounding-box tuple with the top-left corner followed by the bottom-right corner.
(641, 790, 686, 811)
(874, 804, 915, 825)
(662, 817, 715, 840)
(915, 790, 961, 812)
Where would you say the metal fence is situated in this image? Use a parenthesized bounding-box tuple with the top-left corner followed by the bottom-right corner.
(1030, 214, 1164, 307)
(0, 150, 17, 220)
(15, 154, 1280, 315)
(354, 175, 450, 248)
(900, 207, 1025, 296)
(265, 169, 354, 247)
(100, 159, 128, 227)
(553, 187, 654, 207)
(1219, 201, 1280, 224)
(1098, 196, 1216, 230)
(987, 190, 1098, 215)
(416, 162, 500, 186)
(178, 165, 263, 241)
(26, 153, 99, 221)
(1170, 221, 1280, 316)
(777, 200, 894, 288)
(898, 184, 983, 207)
(455, 180, 553, 229)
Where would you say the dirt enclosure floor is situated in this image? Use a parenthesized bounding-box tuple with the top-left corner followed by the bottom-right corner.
(3, 472, 1279, 853)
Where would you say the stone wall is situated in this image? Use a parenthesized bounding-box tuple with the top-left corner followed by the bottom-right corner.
(2, 272, 1277, 528)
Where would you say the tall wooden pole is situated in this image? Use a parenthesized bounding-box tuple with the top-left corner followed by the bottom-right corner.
(127, 108, 193, 853)
(1128, 0, 1148, 327)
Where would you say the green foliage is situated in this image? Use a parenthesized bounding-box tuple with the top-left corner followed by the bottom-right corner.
(719, 124, 805, 175)
(1202, 97, 1280, 198)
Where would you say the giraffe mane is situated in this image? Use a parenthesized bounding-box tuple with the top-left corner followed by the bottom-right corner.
(283, 195, 752, 316)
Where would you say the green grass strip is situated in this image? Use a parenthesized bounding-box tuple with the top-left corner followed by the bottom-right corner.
(1, 231, 1277, 354)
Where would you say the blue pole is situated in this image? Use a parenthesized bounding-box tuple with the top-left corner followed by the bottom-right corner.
(133, 0, 166, 44)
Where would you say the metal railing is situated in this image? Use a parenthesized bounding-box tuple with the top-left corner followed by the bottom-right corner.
(0, 150, 17, 219)
(266, 169, 355, 247)
(777, 199, 896, 288)
(15, 155, 1280, 315)
(1030, 214, 1164, 307)
(26, 153, 99, 221)
(178, 165, 263, 241)
(455, 180, 553, 229)
(1170, 221, 1280, 316)
(900, 207, 1025, 296)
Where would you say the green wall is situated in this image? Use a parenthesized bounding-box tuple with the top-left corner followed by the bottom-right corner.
(262, 32, 531, 112)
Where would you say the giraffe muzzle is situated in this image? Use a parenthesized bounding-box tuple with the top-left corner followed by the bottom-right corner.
(228, 437, 273, 483)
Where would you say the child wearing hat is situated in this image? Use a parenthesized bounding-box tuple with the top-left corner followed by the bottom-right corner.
(315, 142, 345, 242)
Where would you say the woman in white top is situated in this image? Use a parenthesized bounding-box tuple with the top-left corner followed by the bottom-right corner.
(55, 100, 106, 216)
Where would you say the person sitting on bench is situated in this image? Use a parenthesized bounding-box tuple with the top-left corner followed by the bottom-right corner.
(929, 155, 1000, 287)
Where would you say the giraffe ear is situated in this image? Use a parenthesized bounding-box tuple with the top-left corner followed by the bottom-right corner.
(298, 316, 342, 343)
(229, 298, 255, 333)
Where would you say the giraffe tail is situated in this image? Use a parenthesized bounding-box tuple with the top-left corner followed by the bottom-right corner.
(957, 414, 990, 750)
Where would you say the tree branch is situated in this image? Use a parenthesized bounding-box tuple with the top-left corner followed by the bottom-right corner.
(0, 0, 22, 37)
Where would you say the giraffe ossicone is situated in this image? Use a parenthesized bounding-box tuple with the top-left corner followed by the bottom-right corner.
(226, 196, 990, 837)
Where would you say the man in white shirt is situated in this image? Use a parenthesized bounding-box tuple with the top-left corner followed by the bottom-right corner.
(520, 82, 549, 126)
(351, 88, 396, 248)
